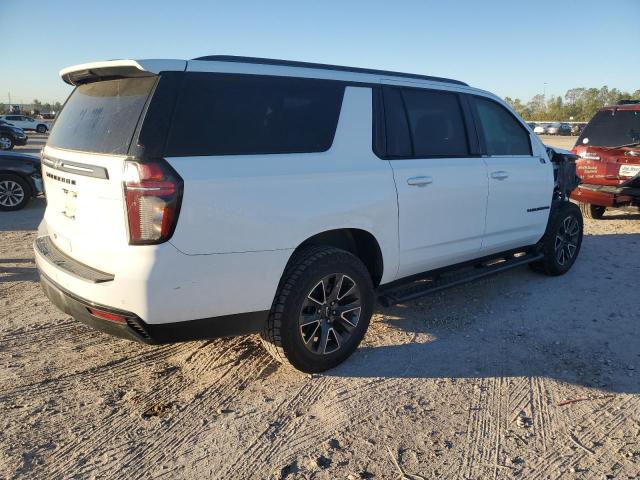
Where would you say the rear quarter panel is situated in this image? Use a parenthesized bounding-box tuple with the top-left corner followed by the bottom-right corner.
(166, 87, 400, 284)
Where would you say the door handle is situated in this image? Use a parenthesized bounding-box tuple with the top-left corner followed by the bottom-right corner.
(407, 176, 433, 187)
(490, 171, 509, 180)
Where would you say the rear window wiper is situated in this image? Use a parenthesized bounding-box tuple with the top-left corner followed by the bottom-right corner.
(604, 142, 640, 150)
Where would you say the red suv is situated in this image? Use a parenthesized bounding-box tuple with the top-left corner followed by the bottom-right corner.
(572, 100, 640, 218)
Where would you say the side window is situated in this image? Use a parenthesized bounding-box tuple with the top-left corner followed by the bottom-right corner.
(401, 88, 469, 157)
(382, 87, 412, 157)
(165, 73, 345, 157)
(473, 97, 532, 156)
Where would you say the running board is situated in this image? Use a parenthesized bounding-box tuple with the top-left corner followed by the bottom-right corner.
(377, 252, 544, 307)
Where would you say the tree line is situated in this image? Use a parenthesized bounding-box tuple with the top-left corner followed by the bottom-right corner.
(505, 86, 640, 122)
(0, 99, 64, 115)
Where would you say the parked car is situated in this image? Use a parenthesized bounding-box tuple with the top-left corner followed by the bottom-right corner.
(572, 100, 640, 218)
(0, 121, 28, 150)
(0, 152, 43, 210)
(534, 124, 548, 134)
(546, 122, 561, 135)
(558, 123, 572, 136)
(0, 115, 49, 133)
(34, 57, 583, 373)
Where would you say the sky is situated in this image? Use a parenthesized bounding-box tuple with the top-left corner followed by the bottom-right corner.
(2, 0, 639, 105)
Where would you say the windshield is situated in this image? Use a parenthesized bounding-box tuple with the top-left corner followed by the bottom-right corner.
(47, 76, 157, 154)
(578, 109, 640, 147)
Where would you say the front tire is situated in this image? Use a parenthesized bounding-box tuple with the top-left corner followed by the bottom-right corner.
(261, 246, 374, 373)
(579, 202, 605, 219)
(0, 174, 31, 211)
(36, 124, 48, 133)
(530, 202, 583, 276)
(0, 134, 14, 150)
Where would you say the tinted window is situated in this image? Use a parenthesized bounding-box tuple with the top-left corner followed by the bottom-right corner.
(473, 97, 532, 155)
(166, 73, 344, 156)
(381, 87, 412, 157)
(48, 77, 156, 154)
(578, 109, 640, 147)
(402, 89, 469, 157)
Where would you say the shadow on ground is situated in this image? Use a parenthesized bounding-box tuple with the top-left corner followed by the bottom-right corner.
(0, 198, 45, 232)
(0, 258, 37, 283)
(328, 232, 640, 395)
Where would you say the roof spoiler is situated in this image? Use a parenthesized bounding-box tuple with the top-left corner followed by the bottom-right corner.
(60, 59, 187, 86)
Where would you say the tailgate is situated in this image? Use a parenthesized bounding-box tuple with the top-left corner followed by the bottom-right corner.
(41, 147, 128, 273)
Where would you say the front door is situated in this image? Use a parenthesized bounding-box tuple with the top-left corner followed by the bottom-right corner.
(471, 96, 554, 254)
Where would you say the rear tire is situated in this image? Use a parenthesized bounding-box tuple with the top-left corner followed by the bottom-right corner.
(529, 202, 583, 276)
(0, 174, 30, 211)
(260, 246, 374, 373)
(579, 202, 605, 219)
(36, 124, 47, 133)
(0, 135, 14, 150)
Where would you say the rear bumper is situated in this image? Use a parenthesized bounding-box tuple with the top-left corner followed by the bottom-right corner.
(572, 183, 640, 207)
(39, 271, 268, 344)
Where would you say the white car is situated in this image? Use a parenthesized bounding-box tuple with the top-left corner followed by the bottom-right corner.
(34, 57, 583, 372)
(0, 115, 50, 133)
(533, 124, 548, 134)
(546, 122, 561, 135)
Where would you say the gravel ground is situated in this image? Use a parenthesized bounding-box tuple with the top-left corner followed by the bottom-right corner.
(1, 134, 639, 479)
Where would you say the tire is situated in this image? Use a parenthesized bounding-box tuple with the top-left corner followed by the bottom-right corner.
(0, 134, 14, 150)
(529, 202, 583, 276)
(36, 124, 47, 133)
(0, 174, 31, 211)
(260, 246, 374, 373)
(579, 202, 605, 219)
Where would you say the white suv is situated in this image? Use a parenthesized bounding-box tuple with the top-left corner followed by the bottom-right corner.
(34, 56, 583, 372)
(0, 115, 49, 133)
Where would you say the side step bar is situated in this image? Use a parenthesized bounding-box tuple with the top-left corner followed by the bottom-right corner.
(377, 252, 544, 307)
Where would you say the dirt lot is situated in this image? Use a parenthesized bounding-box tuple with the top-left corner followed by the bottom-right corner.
(1, 134, 639, 479)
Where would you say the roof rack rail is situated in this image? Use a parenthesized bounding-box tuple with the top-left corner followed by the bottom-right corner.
(191, 55, 468, 86)
(618, 99, 640, 105)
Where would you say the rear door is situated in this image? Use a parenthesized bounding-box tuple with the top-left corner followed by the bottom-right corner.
(470, 95, 553, 254)
(381, 85, 489, 278)
(41, 76, 159, 272)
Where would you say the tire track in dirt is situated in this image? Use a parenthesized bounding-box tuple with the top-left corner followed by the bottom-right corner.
(25, 338, 263, 479)
(0, 342, 194, 402)
(219, 376, 432, 479)
(0, 319, 80, 347)
(526, 393, 637, 479)
(18, 341, 210, 479)
(123, 340, 277, 480)
(461, 378, 485, 477)
(217, 378, 333, 478)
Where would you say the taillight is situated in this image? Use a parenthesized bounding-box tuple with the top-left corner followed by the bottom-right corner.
(88, 308, 127, 324)
(123, 159, 183, 245)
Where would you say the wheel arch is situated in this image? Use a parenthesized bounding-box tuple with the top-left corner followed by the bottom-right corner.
(292, 228, 384, 287)
(0, 170, 34, 197)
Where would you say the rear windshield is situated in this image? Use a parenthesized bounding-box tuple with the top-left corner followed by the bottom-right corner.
(579, 109, 640, 147)
(47, 77, 156, 154)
